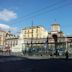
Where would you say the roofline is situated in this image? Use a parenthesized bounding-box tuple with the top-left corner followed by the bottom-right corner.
(51, 24, 60, 26)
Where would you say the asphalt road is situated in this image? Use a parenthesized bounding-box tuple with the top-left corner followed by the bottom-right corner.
(0, 56, 72, 72)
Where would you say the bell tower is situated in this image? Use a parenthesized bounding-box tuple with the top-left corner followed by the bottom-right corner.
(51, 23, 61, 32)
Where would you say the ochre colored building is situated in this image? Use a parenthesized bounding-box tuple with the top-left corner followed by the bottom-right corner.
(22, 26, 48, 39)
(0, 30, 7, 45)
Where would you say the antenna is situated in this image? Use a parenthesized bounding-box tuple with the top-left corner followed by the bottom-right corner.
(31, 18, 34, 48)
(31, 18, 34, 38)
(54, 19, 57, 24)
(32, 18, 33, 27)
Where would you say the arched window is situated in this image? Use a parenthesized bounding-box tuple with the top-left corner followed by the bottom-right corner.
(6, 33, 8, 37)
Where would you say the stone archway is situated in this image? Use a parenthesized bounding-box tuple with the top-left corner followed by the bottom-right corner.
(52, 34, 59, 56)
(52, 34, 57, 42)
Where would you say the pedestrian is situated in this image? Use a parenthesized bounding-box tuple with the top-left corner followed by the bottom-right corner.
(65, 51, 69, 60)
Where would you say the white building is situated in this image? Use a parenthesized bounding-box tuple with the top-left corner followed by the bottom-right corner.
(11, 30, 25, 52)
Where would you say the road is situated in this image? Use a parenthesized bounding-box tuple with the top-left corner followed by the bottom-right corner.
(0, 55, 72, 72)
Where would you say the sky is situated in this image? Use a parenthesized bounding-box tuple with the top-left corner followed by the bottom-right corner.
(0, 0, 72, 35)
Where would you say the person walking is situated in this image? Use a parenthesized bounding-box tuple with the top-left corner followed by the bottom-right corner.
(65, 51, 69, 60)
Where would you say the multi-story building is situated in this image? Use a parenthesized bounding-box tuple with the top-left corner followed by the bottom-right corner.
(48, 23, 64, 42)
(20, 26, 48, 48)
(22, 26, 48, 39)
(0, 22, 71, 53)
(0, 30, 8, 46)
(48, 23, 65, 49)
(0, 30, 19, 52)
(51, 24, 61, 32)
(5, 31, 19, 48)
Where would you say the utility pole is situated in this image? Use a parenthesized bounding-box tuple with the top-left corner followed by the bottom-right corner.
(65, 37, 69, 59)
(45, 36, 48, 49)
(36, 26, 38, 47)
(45, 36, 49, 54)
(31, 19, 33, 48)
(65, 37, 68, 51)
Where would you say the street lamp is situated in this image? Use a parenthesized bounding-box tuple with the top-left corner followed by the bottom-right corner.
(45, 36, 48, 49)
(65, 37, 69, 59)
(65, 37, 68, 52)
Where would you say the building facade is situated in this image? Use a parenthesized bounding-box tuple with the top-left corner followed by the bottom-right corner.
(19, 26, 48, 48)
(5, 32, 19, 48)
(22, 26, 48, 39)
(0, 30, 7, 46)
(51, 24, 61, 32)
(47, 23, 65, 50)
(0, 22, 72, 53)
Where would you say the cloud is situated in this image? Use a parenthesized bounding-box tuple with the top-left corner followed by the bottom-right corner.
(0, 9, 17, 21)
(0, 24, 17, 31)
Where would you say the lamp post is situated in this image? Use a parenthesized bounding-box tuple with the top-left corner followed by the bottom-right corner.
(65, 37, 68, 51)
(46, 36, 48, 53)
(65, 37, 69, 59)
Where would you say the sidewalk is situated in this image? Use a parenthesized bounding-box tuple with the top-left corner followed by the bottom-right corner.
(0, 52, 72, 59)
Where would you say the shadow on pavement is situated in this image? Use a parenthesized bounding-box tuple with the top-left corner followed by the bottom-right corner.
(0, 56, 72, 72)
